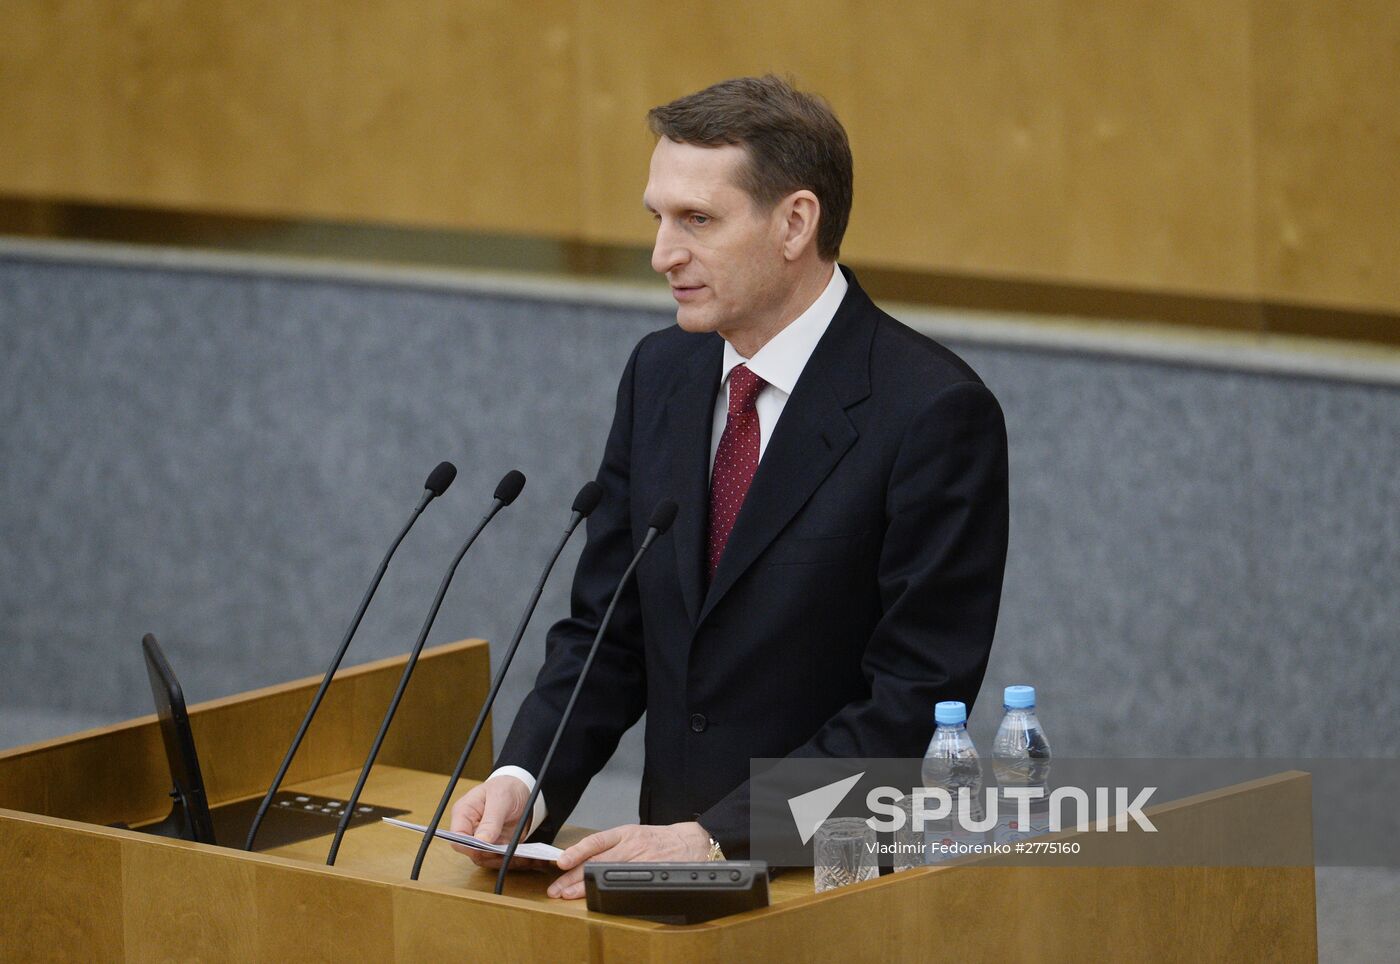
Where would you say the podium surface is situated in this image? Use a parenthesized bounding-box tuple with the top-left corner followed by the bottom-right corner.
(0, 640, 1317, 961)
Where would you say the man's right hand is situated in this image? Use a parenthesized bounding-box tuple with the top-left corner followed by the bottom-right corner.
(448, 774, 543, 869)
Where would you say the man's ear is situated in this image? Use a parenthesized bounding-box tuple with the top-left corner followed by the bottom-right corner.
(780, 190, 822, 261)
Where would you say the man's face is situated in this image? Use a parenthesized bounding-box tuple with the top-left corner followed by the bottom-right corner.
(644, 138, 789, 341)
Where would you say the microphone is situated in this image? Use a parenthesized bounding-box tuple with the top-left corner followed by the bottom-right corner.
(409, 480, 603, 879)
(494, 498, 677, 894)
(243, 461, 457, 852)
(325, 469, 526, 865)
(424, 461, 458, 499)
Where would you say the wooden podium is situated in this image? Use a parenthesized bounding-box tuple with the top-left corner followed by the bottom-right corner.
(0, 640, 1317, 961)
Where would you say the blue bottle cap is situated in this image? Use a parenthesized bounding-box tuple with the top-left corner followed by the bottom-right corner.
(1003, 685, 1036, 709)
(935, 700, 967, 725)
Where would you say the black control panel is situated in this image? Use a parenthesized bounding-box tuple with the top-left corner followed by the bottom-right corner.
(583, 861, 769, 924)
(208, 791, 407, 850)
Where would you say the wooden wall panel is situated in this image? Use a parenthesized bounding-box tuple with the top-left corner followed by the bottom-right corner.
(1058, 1, 1257, 297)
(256, 863, 397, 962)
(122, 836, 261, 960)
(0, 639, 491, 827)
(844, 3, 1072, 278)
(1, 1, 1397, 315)
(0, 771, 1318, 962)
(1252, 0, 1400, 312)
(309, 0, 580, 235)
(393, 884, 596, 961)
(0, 817, 125, 961)
(0, 0, 580, 235)
(573, 0, 854, 249)
(2, 3, 124, 200)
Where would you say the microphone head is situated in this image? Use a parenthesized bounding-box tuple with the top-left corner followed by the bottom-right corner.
(647, 499, 678, 534)
(424, 461, 458, 497)
(571, 481, 603, 518)
(494, 469, 527, 506)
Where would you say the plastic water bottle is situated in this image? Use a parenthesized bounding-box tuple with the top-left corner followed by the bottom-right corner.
(992, 685, 1052, 844)
(919, 700, 987, 862)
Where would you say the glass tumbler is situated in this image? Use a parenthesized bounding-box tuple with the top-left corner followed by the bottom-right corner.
(814, 816, 878, 893)
(892, 793, 927, 872)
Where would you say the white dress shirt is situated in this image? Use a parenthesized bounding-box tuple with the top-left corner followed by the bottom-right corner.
(494, 265, 849, 837)
(710, 265, 848, 473)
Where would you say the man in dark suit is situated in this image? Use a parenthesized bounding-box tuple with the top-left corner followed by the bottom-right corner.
(451, 75, 1009, 899)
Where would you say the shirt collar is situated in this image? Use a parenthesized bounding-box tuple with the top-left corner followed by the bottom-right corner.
(719, 265, 848, 395)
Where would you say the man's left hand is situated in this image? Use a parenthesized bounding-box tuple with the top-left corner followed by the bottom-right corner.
(547, 821, 711, 899)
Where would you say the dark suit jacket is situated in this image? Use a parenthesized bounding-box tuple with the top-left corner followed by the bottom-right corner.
(498, 268, 1010, 856)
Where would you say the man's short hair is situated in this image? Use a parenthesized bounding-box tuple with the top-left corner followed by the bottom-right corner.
(647, 75, 853, 261)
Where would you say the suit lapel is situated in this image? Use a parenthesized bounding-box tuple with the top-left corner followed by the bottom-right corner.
(698, 273, 876, 625)
(663, 336, 724, 628)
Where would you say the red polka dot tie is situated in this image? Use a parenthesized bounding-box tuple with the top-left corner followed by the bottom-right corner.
(707, 364, 766, 581)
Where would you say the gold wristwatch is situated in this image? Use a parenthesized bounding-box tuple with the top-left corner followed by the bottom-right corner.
(706, 835, 725, 861)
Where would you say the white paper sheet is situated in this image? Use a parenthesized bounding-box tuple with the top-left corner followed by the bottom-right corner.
(382, 817, 563, 862)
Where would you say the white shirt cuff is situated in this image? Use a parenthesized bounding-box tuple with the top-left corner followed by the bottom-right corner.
(489, 765, 548, 838)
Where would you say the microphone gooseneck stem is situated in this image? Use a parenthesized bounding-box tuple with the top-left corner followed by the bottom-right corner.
(325, 499, 504, 866)
(409, 512, 585, 880)
(493, 527, 660, 895)
(244, 492, 431, 852)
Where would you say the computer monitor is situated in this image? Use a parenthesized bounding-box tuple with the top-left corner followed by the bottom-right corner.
(136, 633, 409, 850)
(141, 632, 218, 844)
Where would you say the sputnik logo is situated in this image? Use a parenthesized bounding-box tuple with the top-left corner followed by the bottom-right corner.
(787, 772, 865, 844)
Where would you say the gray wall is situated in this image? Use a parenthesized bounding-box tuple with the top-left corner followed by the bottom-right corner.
(978, 349, 1400, 756)
(3, 245, 1397, 771)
